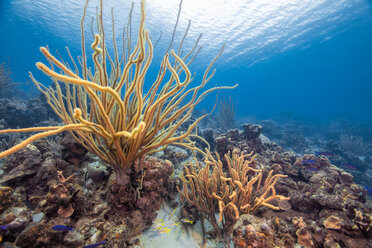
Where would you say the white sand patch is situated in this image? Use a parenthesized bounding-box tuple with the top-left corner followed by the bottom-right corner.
(136, 202, 214, 248)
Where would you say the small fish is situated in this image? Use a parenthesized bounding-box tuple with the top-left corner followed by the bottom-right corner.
(0, 225, 8, 231)
(82, 239, 107, 248)
(154, 218, 163, 223)
(153, 223, 165, 231)
(316, 152, 334, 157)
(179, 218, 194, 224)
(168, 207, 177, 220)
(302, 159, 316, 165)
(364, 186, 372, 195)
(52, 225, 74, 231)
(341, 163, 358, 170)
(157, 227, 171, 234)
(170, 222, 180, 227)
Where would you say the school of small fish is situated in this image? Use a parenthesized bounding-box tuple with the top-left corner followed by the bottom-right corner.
(151, 207, 195, 235)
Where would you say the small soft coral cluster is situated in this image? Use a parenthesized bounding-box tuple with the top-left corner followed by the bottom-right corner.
(32, 170, 85, 221)
(178, 149, 289, 246)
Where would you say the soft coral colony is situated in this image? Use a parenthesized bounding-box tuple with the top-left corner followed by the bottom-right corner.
(0, 0, 290, 247)
(178, 150, 289, 246)
(0, 0, 236, 184)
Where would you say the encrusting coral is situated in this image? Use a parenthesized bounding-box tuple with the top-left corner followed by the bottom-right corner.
(0, 0, 236, 185)
(323, 215, 342, 230)
(177, 149, 289, 247)
(0, 186, 13, 213)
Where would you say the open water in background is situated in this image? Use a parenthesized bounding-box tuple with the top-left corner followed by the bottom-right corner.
(0, 0, 371, 124)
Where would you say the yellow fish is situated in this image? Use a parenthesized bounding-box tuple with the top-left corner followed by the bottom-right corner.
(154, 218, 163, 223)
(180, 218, 194, 224)
(153, 222, 165, 231)
(168, 207, 177, 220)
(157, 227, 171, 234)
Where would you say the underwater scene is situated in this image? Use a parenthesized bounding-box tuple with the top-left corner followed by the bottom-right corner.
(0, 0, 372, 247)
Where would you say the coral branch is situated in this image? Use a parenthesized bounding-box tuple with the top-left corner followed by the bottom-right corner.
(0, 0, 237, 186)
(178, 150, 289, 245)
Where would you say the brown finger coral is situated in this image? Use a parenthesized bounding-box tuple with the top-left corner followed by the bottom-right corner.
(178, 149, 289, 246)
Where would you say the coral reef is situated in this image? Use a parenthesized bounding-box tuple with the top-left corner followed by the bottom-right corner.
(0, 0, 371, 247)
(196, 122, 372, 247)
(0, 96, 57, 129)
(177, 149, 289, 247)
(233, 214, 284, 247)
(0, 118, 371, 247)
(0, 186, 13, 213)
(0, 133, 176, 247)
(107, 156, 173, 236)
(0, 0, 236, 194)
(0, 0, 237, 245)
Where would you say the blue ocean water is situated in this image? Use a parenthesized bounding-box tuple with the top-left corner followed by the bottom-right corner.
(0, 0, 371, 123)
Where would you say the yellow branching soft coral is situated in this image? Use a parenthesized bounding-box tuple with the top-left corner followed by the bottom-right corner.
(177, 150, 289, 245)
(0, 0, 236, 184)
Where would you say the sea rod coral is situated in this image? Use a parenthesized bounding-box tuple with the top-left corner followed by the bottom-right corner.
(177, 149, 289, 247)
(0, 0, 236, 185)
(0, 62, 13, 90)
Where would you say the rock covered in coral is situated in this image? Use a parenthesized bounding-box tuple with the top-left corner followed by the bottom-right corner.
(0, 108, 371, 247)
(85, 161, 108, 190)
(0, 96, 57, 129)
(339, 170, 354, 185)
(23, 97, 55, 126)
(0, 144, 42, 185)
(107, 156, 173, 236)
(353, 209, 372, 236)
(0, 186, 13, 213)
(160, 146, 189, 166)
(36, 170, 86, 220)
(232, 214, 282, 247)
(0, 206, 33, 245)
(296, 226, 314, 248)
(243, 123, 262, 140)
(215, 123, 287, 165)
(294, 153, 331, 171)
(15, 222, 83, 248)
(0, 133, 176, 246)
(212, 126, 372, 247)
(0, 98, 28, 128)
(201, 128, 216, 150)
(215, 135, 229, 159)
(60, 133, 88, 166)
